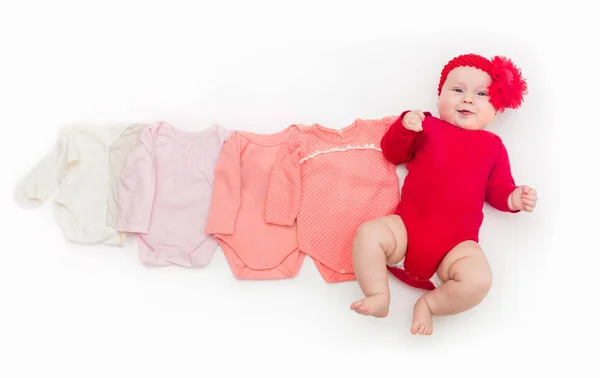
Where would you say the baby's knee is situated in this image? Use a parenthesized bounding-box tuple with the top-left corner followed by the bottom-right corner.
(353, 219, 384, 245)
(464, 270, 493, 302)
(352, 220, 388, 253)
(353, 216, 405, 260)
(354, 217, 396, 241)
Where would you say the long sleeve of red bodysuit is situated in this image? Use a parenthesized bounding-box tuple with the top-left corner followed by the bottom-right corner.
(264, 133, 302, 226)
(380, 110, 428, 165)
(485, 140, 519, 213)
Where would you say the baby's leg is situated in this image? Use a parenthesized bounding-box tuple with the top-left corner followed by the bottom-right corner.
(411, 240, 492, 335)
(350, 214, 407, 317)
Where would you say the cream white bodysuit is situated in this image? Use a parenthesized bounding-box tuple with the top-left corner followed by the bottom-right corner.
(14, 123, 133, 245)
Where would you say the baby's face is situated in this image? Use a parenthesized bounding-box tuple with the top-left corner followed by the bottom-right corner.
(437, 66, 496, 130)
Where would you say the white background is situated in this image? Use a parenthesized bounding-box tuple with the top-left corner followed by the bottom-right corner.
(1, 1, 597, 377)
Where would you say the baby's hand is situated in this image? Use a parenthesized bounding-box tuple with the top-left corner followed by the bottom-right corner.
(402, 110, 426, 132)
(509, 185, 538, 212)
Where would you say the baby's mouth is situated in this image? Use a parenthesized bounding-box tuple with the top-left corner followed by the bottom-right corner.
(458, 110, 474, 116)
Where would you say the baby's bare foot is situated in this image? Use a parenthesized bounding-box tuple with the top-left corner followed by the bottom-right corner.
(411, 296, 433, 335)
(350, 293, 390, 318)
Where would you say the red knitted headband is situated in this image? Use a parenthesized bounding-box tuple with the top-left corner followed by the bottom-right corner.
(437, 53, 528, 112)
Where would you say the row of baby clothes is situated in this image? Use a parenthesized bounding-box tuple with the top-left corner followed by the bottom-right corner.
(14, 121, 231, 266)
(205, 116, 401, 283)
(15, 116, 403, 283)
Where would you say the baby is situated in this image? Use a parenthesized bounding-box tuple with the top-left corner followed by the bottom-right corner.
(350, 53, 538, 335)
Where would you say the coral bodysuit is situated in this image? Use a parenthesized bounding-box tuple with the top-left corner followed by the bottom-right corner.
(381, 111, 519, 290)
(205, 125, 306, 279)
(265, 117, 400, 283)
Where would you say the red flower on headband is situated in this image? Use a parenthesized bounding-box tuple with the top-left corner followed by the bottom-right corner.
(487, 56, 528, 112)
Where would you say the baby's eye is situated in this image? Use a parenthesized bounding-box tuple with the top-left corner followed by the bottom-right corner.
(477, 91, 488, 96)
(453, 88, 463, 93)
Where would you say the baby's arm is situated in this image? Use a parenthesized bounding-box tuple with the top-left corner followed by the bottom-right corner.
(380, 110, 429, 165)
(485, 140, 520, 213)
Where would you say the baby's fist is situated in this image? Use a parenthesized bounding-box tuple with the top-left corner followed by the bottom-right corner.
(402, 110, 426, 132)
(509, 185, 538, 212)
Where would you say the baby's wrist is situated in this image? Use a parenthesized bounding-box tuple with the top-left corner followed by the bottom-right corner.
(507, 191, 516, 211)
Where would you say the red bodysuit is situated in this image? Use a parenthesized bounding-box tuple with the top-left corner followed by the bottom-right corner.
(381, 111, 519, 290)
